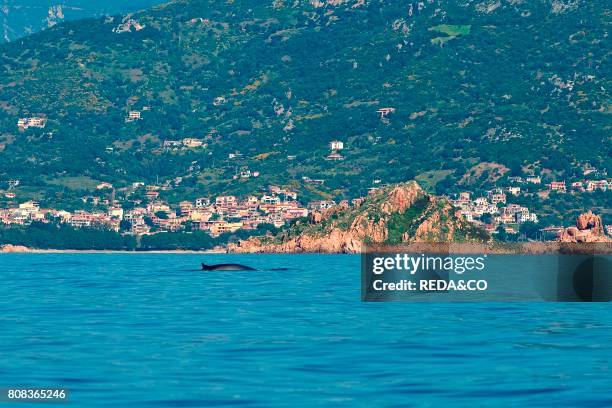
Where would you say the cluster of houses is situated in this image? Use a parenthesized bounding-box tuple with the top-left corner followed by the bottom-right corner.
(162, 138, 207, 150)
(113, 18, 145, 34)
(0, 186, 322, 238)
(450, 189, 538, 234)
(506, 175, 608, 195)
(449, 170, 610, 234)
(17, 117, 47, 130)
(0, 200, 123, 231)
(130, 185, 313, 237)
(545, 179, 608, 194)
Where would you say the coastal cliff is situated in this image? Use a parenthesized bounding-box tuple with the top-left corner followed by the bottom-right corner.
(229, 182, 489, 253)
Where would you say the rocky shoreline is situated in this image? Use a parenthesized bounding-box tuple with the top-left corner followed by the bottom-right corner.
(0, 244, 30, 253)
(3, 202, 609, 255)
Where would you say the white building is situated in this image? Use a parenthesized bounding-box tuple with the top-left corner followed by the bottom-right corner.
(108, 207, 124, 219)
(516, 212, 538, 224)
(163, 140, 182, 148)
(126, 111, 142, 122)
(195, 198, 210, 208)
(377, 107, 396, 118)
(526, 176, 541, 184)
(586, 180, 608, 192)
(506, 186, 521, 196)
(330, 140, 344, 151)
(489, 193, 506, 205)
(216, 196, 237, 207)
(19, 201, 40, 211)
(261, 195, 281, 205)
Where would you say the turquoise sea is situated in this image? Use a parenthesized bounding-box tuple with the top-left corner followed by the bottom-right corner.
(0, 254, 610, 407)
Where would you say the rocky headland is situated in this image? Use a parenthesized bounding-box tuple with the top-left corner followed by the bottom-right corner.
(229, 181, 490, 254)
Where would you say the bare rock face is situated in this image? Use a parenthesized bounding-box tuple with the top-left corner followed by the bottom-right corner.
(413, 200, 459, 242)
(576, 211, 604, 234)
(309, 211, 323, 224)
(380, 183, 422, 214)
(352, 197, 366, 208)
(229, 182, 488, 253)
(559, 211, 610, 243)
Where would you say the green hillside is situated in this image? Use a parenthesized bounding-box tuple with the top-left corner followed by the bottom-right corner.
(0, 0, 609, 208)
(0, 0, 163, 43)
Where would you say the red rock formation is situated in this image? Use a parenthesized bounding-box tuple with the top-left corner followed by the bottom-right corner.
(380, 183, 422, 214)
(576, 211, 604, 234)
(558, 211, 610, 243)
(413, 201, 460, 242)
(309, 211, 323, 224)
(229, 182, 488, 253)
(1, 244, 30, 253)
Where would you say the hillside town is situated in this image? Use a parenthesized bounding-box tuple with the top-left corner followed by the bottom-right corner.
(0, 184, 314, 237)
(1, 127, 610, 242)
(443, 170, 609, 235)
(449, 190, 538, 233)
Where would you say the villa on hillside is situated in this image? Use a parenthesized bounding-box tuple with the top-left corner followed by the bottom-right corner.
(571, 181, 585, 192)
(330, 140, 344, 151)
(308, 200, 336, 211)
(96, 182, 113, 190)
(549, 181, 567, 193)
(163, 140, 183, 149)
(125, 111, 142, 122)
(586, 180, 608, 192)
(526, 176, 541, 184)
(195, 198, 210, 208)
(17, 117, 47, 130)
(377, 107, 396, 118)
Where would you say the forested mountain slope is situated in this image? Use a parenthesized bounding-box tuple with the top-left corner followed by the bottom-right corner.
(0, 0, 609, 206)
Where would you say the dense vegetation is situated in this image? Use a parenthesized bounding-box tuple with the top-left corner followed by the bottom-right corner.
(0, 221, 278, 250)
(0, 0, 609, 221)
(0, 222, 137, 250)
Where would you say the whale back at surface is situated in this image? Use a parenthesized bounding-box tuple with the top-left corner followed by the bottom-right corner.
(202, 263, 256, 271)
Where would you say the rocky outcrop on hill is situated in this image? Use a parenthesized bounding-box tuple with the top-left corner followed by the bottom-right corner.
(229, 181, 489, 253)
(558, 211, 610, 243)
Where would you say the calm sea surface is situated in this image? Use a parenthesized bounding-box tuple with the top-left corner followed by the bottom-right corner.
(0, 254, 610, 407)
